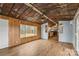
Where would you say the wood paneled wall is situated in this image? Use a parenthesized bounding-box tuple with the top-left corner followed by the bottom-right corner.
(0, 15, 41, 47)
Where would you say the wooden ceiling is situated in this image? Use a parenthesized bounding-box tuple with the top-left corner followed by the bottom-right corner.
(32, 3, 79, 21)
(0, 3, 47, 24)
(0, 3, 79, 24)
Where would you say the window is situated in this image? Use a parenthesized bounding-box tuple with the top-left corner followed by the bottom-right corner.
(20, 25, 26, 38)
(20, 24, 37, 38)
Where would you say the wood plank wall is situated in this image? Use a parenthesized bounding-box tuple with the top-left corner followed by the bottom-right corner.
(0, 15, 41, 47)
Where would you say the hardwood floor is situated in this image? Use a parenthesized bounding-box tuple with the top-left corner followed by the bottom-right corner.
(0, 37, 78, 56)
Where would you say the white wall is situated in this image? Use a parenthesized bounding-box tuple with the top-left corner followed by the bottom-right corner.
(58, 21, 73, 43)
(41, 23, 48, 40)
(0, 19, 9, 49)
(72, 8, 79, 54)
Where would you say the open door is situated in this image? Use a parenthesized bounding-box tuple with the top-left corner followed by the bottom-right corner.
(41, 23, 48, 40)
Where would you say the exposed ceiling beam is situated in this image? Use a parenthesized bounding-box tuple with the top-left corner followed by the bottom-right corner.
(18, 8, 33, 19)
(8, 4, 15, 15)
(25, 3, 57, 25)
(17, 6, 29, 18)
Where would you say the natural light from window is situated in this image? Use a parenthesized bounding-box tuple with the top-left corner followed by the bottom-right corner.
(20, 24, 37, 38)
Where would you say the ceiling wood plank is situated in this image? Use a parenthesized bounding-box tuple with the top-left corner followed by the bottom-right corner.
(19, 8, 33, 20)
(0, 3, 79, 24)
(8, 4, 15, 16)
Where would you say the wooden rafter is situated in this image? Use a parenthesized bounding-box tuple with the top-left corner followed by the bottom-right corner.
(25, 3, 57, 25)
(8, 4, 15, 15)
